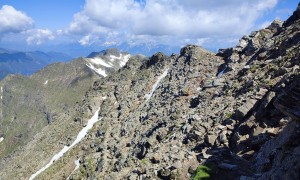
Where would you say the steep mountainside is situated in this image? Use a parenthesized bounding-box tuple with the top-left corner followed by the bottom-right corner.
(0, 49, 137, 167)
(0, 49, 73, 80)
(1, 4, 300, 180)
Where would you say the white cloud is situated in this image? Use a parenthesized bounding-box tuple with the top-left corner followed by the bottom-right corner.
(65, 0, 278, 48)
(26, 29, 55, 45)
(79, 35, 92, 45)
(56, 29, 63, 35)
(260, 21, 273, 29)
(195, 38, 210, 46)
(0, 5, 34, 36)
(0, 5, 55, 46)
(66, 11, 109, 35)
(103, 41, 118, 46)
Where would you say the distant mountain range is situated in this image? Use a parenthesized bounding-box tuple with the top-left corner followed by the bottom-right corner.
(27, 42, 182, 58)
(0, 48, 73, 79)
(0, 45, 174, 80)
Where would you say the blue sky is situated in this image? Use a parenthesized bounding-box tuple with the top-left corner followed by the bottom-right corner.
(0, 0, 84, 30)
(0, 0, 298, 57)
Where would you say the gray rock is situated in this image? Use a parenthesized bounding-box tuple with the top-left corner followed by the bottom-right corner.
(159, 168, 171, 178)
(218, 131, 228, 144)
(235, 99, 257, 119)
(213, 78, 225, 87)
(205, 133, 218, 146)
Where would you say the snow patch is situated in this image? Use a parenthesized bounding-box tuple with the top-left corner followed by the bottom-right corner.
(120, 54, 131, 67)
(144, 68, 169, 102)
(102, 96, 107, 100)
(29, 108, 101, 180)
(217, 66, 227, 78)
(110, 54, 131, 67)
(0, 137, 4, 143)
(0, 96, 2, 100)
(74, 159, 80, 170)
(1, 86, 2, 93)
(66, 159, 80, 180)
(86, 63, 107, 77)
(109, 55, 119, 62)
(89, 57, 113, 68)
(44, 80, 48, 85)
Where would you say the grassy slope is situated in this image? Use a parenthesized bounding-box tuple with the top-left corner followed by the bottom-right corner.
(0, 57, 97, 159)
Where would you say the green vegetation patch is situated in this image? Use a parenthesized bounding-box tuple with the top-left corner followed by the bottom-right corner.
(191, 165, 213, 180)
(225, 112, 233, 119)
(141, 158, 149, 164)
(249, 64, 260, 73)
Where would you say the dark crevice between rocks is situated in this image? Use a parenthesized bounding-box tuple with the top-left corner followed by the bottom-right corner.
(145, 122, 167, 138)
(135, 141, 151, 160)
(216, 63, 228, 78)
(189, 97, 200, 108)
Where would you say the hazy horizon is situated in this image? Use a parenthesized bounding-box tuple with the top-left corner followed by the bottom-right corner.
(0, 0, 298, 57)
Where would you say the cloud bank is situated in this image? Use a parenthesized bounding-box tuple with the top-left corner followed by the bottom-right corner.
(65, 0, 278, 47)
(0, 1, 280, 52)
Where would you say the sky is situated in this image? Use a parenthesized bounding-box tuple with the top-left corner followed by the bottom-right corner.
(0, 0, 299, 57)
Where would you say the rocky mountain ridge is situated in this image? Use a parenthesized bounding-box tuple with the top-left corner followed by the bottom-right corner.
(1, 4, 300, 180)
(0, 49, 137, 164)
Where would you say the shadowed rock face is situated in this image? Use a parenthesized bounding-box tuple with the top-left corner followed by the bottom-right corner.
(274, 75, 300, 121)
(146, 52, 167, 68)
